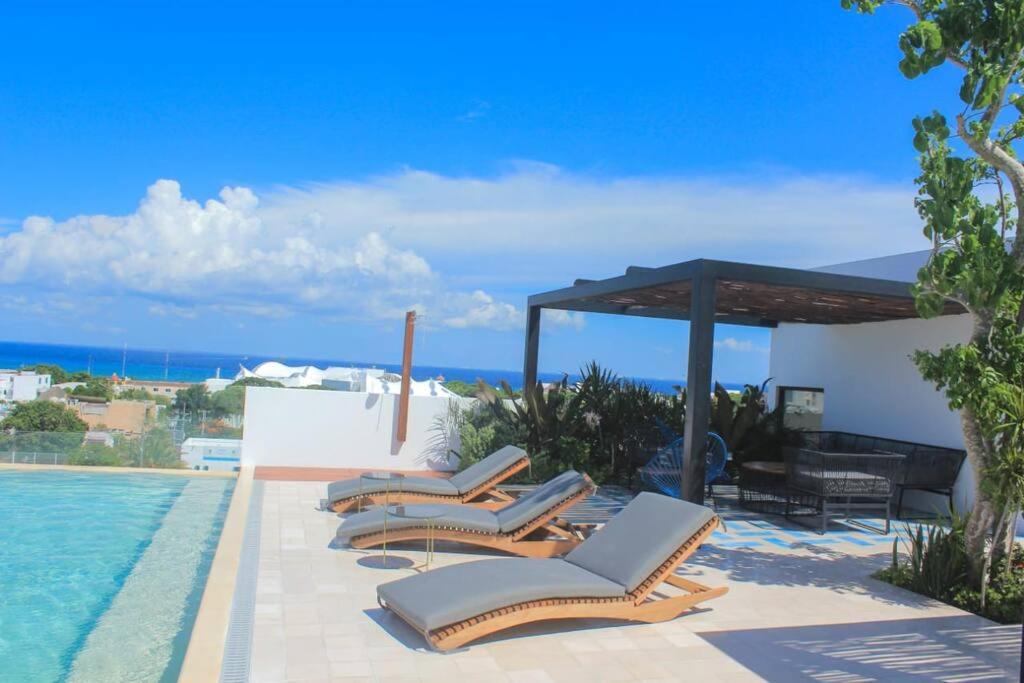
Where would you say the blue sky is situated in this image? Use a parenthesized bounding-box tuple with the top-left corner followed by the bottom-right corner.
(0, 1, 959, 383)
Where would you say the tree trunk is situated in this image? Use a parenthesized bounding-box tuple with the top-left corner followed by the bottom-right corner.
(962, 404, 997, 583)
(961, 306, 1001, 583)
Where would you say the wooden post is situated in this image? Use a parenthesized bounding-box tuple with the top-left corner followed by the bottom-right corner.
(397, 311, 416, 443)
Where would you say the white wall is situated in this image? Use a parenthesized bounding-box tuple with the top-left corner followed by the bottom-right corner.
(769, 313, 975, 513)
(241, 387, 473, 471)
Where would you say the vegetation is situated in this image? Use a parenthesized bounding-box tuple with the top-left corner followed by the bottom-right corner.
(19, 363, 90, 384)
(844, 0, 1024, 592)
(876, 513, 1024, 624)
(174, 377, 283, 420)
(64, 427, 182, 468)
(174, 384, 211, 413)
(459, 362, 787, 486)
(0, 400, 87, 432)
(70, 377, 114, 401)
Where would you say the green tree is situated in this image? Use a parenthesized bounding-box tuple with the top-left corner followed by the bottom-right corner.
(0, 400, 88, 432)
(210, 385, 245, 416)
(845, 0, 1024, 583)
(71, 378, 114, 401)
(174, 384, 211, 413)
(231, 377, 284, 388)
(139, 427, 182, 468)
(118, 387, 154, 401)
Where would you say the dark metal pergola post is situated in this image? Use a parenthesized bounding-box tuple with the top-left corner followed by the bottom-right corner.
(681, 271, 716, 504)
(523, 305, 541, 389)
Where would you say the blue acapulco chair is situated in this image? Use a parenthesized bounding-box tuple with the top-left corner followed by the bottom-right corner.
(639, 427, 730, 509)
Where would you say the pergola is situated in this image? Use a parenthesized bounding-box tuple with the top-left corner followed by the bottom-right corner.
(523, 258, 964, 504)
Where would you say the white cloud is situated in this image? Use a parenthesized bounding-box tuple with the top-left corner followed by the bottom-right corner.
(0, 165, 925, 333)
(542, 308, 586, 331)
(0, 179, 512, 329)
(714, 337, 769, 354)
(259, 165, 921, 271)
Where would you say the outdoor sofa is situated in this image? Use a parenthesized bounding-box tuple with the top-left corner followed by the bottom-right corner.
(799, 431, 966, 518)
(325, 445, 529, 513)
(337, 470, 596, 557)
(376, 492, 727, 651)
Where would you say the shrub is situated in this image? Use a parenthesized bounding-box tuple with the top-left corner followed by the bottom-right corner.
(68, 443, 125, 467)
(876, 513, 1024, 624)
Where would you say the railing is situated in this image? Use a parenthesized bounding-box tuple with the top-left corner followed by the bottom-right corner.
(4, 451, 72, 465)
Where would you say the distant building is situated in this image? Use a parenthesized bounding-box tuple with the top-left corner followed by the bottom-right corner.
(116, 379, 193, 399)
(180, 437, 242, 471)
(236, 362, 455, 397)
(204, 378, 233, 393)
(73, 399, 158, 435)
(0, 370, 52, 402)
(83, 430, 115, 447)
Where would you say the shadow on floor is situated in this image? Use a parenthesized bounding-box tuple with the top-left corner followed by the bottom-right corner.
(683, 545, 924, 607)
(364, 604, 719, 652)
(698, 615, 1021, 682)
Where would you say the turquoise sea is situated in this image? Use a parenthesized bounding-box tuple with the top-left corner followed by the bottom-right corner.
(0, 340, 744, 393)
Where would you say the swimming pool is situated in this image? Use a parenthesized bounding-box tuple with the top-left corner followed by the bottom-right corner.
(0, 470, 234, 682)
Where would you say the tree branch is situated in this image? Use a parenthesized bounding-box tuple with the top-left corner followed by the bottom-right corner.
(957, 113, 1024, 262)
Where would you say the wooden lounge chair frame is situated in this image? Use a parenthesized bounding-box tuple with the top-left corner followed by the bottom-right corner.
(328, 456, 529, 513)
(349, 475, 596, 558)
(378, 515, 726, 651)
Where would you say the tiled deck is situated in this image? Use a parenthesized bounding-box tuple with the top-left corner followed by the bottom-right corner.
(248, 481, 1021, 682)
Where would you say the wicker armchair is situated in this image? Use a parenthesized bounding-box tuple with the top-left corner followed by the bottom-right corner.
(783, 447, 906, 533)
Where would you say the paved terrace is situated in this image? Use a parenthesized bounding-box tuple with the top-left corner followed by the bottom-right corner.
(244, 479, 1021, 682)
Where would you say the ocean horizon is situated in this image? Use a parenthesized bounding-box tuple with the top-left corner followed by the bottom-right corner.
(0, 340, 747, 393)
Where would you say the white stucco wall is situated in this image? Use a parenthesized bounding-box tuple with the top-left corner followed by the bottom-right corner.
(241, 387, 472, 471)
(769, 313, 975, 513)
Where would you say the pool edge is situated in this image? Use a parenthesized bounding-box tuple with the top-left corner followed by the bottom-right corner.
(178, 465, 254, 682)
(0, 463, 236, 478)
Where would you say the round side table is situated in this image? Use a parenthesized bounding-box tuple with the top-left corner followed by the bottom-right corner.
(386, 505, 446, 570)
(359, 472, 406, 568)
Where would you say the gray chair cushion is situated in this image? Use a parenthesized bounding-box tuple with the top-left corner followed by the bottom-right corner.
(494, 470, 590, 533)
(449, 445, 528, 495)
(377, 558, 625, 632)
(565, 492, 714, 593)
(336, 504, 499, 541)
(326, 475, 458, 505)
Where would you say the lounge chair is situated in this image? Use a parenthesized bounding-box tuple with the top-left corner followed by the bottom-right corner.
(325, 445, 530, 513)
(337, 471, 595, 557)
(376, 492, 726, 651)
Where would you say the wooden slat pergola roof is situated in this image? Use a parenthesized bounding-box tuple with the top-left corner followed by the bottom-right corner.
(528, 258, 963, 328)
(522, 257, 964, 505)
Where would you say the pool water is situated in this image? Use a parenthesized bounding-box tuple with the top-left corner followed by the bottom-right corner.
(0, 470, 234, 683)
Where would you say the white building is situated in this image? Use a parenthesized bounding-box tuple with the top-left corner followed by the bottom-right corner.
(0, 370, 52, 402)
(768, 249, 974, 514)
(235, 361, 456, 397)
(180, 437, 243, 472)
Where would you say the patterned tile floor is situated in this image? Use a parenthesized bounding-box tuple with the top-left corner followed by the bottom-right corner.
(519, 483, 1020, 555)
